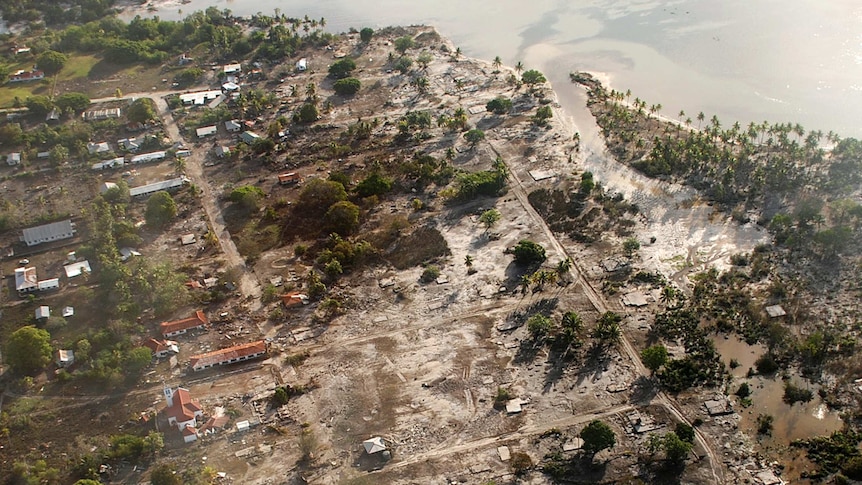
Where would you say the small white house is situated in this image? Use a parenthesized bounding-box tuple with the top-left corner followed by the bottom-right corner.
(87, 142, 111, 155)
(296, 58, 307, 71)
(62, 306, 74, 317)
(7, 152, 21, 166)
(196, 126, 217, 138)
(223, 63, 242, 75)
(225, 120, 241, 133)
(55, 349, 75, 367)
(35, 306, 50, 320)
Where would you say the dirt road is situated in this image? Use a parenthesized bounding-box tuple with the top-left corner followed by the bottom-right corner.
(147, 95, 263, 308)
(492, 133, 725, 483)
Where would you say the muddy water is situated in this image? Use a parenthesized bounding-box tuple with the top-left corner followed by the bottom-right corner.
(711, 335, 844, 444)
(739, 376, 843, 445)
(712, 334, 766, 378)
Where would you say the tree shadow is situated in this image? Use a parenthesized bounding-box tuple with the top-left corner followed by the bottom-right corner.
(629, 375, 660, 405)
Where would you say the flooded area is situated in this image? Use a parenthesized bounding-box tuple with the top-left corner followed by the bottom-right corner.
(712, 334, 766, 378)
(126, 0, 862, 139)
(738, 375, 843, 445)
(712, 335, 844, 445)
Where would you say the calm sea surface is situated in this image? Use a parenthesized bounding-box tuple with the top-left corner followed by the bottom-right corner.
(124, 0, 862, 138)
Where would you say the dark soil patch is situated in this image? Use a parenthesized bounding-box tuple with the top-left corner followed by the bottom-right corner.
(384, 225, 450, 269)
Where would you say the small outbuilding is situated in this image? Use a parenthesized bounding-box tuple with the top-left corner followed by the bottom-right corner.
(55, 349, 75, 367)
(765, 305, 786, 318)
(363, 437, 387, 454)
(35, 306, 50, 320)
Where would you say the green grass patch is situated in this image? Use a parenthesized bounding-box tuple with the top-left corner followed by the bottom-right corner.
(57, 54, 101, 81)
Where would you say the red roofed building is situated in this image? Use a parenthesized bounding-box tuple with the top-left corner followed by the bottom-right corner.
(188, 340, 268, 372)
(160, 310, 207, 337)
(182, 425, 199, 443)
(281, 291, 308, 308)
(9, 69, 44, 82)
(143, 338, 179, 358)
(163, 386, 203, 433)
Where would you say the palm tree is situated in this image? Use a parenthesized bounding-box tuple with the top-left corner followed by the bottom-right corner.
(493, 56, 502, 71)
(556, 258, 572, 276)
(696, 111, 705, 130)
(305, 82, 317, 103)
(515, 61, 524, 74)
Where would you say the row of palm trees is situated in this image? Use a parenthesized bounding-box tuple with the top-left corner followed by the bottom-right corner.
(590, 85, 848, 206)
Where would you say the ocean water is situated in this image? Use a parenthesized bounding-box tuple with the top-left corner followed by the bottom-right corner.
(122, 0, 862, 138)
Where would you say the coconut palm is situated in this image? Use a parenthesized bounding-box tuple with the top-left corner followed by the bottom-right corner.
(493, 56, 502, 71)
(515, 61, 524, 74)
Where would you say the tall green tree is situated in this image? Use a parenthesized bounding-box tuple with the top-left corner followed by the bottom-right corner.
(641, 344, 669, 374)
(359, 27, 374, 43)
(37, 50, 68, 76)
(6, 326, 52, 374)
(324, 200, 360, 235)
(580, 420, 616, 457)
(127, 97, 157, 124)
(145, 191, 177, 228)
(521, 69, 546, 86)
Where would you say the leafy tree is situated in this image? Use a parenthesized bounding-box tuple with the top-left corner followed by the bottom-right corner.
(324, 201, 361, 235)
(521, 69, 547, 86)
(272, 387, 289, 407)
(74, 480, 102, 485)
(175, 67, 204, 87)
(420, 265, 440, 283)
(623, 237, 640, 257)
(49, 145, 70, 166)
(297, 102, 319, 123)
(127, 97, 157, 124)
(580, 420, 616, 456)
(394, 35, 415, 54)
(486, 96, 513, 115)
(394, 56, 413, 74)
(355, 172, 392, 197)
(359, 27, 374, 43)
(251, 137, 276, 154)
(150, 464, 182, 485)
(527, 314, 553, 340)
(25, 95, 54, 117)
(479, 209, 501, 230)
(641, 344, 669, 374)
(675, 422, 695, 444)
(6, 326, 52, 374)
(417, 51, 434, 69)
(328, 58, 357, 79)
(55, 92, 91, 112)
(512, 240, 546, 265)
(145, 191, 177, 228)
(333, 77, 361, 95)
(297, 178, 347, 216)
(464, 129, 486, 147)
(37, 50, 68, 76)
(125, 347, 152, 374)
(229, 185, 265, 211)
(648, 431, 692, 464)
(533, 105, 553, 125)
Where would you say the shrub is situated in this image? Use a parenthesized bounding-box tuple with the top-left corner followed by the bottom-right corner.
(394, 56, 413, 74)
(512, 240, 546, 265)
(297, 103, 319, 123)
(783, 382, 814, 405)
(333, 77, 361, 95)
(527, 314, 553, 340)
(394, 36, 415, 54)
(229, 185, 265, 211)
(328, 58, 356, 79)
(355, 172, 392, 197)
(509, 452, 533, 474)
(735, 382, 751, 398)
(420, 265, 440, 283)
(755, 353, 780, 375)
(145, 191, 177, 228)
(359, 27, 374, 43)
(486, 96, 513, 114)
